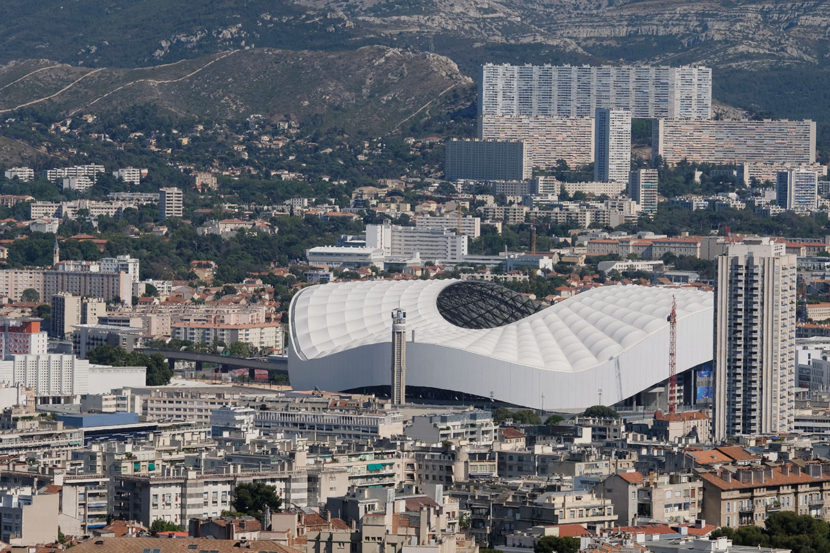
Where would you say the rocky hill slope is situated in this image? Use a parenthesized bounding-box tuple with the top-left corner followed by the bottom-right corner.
(0, 47, 473, 136)
(2, 0, 829, 70)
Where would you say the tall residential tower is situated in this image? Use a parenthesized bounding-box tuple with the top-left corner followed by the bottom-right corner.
(776, 169, 818, 212)
(713, 238, 797, 442)
(595, 109, 631, 183)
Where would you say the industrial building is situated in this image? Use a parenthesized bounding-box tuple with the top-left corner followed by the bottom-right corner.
(288, 280, 714, 410)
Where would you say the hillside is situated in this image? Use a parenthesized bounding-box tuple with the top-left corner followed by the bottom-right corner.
(0, 47, 473, 136)
(1, 1, 830, 148)
(2, 1, 830, 70)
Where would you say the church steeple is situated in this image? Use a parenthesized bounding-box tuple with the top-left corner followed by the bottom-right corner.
(53, 239, 60, 267)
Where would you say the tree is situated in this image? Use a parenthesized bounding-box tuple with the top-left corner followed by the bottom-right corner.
(712, 512, 830, 553)
(232, 482, 282, 517)
(145, 283, 159, 297)
(21, 288, 40, 303)
(535, 536, 580, 553)
(582, 405, 620, 418)
(150, 519, 183, 535)
(492, 407, 541, 425)
(86, 345, 173, 386)
(545, 414, 565, 425)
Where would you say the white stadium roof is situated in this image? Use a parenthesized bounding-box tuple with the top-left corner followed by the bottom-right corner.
(288, 280, 714, 410)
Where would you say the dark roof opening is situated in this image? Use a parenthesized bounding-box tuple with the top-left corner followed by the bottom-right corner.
(436, 281, 544, 329)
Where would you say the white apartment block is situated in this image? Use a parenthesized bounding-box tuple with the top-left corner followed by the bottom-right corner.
(713, 238, 797, 441)
(479, 205, 528, 225)
(0, 354, 90, 403)
(366, 222, 468, 262)
(159, 187, 183, 218)
(171, 320, 283, 351)
(536, 177, 626, 197)
(480, 63, 712, 119)
(306, 246, 384, 268)
(405, 410, 496, 445)
(653, 118, 816, 166)
(479, 114, 594, 168)
(45, 164, 105, 183)
(629, 169, 659, 213)
(595, 108, 631, 183)
(777, 169, 818, 213)
(255, 410, 404, 440)
(31, 199, 149, 221)
(62, 176, 93, 192)
(99, 255, 140, 284)
(4, 167, 34, 182)
(56, 254, 140, 285)
(113, 167, 146, 185)
(415, 214, 481, 239)
(0, 319, 48, 359)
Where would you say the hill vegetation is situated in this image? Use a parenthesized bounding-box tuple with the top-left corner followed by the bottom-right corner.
(0, 47, 473, 136)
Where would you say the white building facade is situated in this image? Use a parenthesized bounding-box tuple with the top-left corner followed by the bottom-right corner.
(713, 238, 797, 441)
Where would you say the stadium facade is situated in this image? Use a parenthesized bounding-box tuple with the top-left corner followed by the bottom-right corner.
(288, 280, 714, 410)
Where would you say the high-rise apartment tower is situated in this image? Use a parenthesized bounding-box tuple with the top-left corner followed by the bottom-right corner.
(480, 64, 712, 119)
(159, 187, 184, 219)
(713, 238, 797, 442)
(595, 109, 631, 183)
(629, 169, 659, 213)
(776, 169, 818, 213)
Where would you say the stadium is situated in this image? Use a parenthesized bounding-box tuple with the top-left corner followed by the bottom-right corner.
(288, 280, 714, 410)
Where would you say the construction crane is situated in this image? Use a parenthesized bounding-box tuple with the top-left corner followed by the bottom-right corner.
(667, 295, 678, 413)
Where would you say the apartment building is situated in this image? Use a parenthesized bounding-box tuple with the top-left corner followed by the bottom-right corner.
(171, 319, 283, 350)
(714, 238, 797, 440)
(415, 214, 481, 239)
(62, 176, 93, 192)
(45, 164, 105, 183)
(365, 222, 468, 262)
(479, 205, 528, 225)
(701, 463, 830, 527)
(112, 167, 146, 185)
(535, 177, 626, 197)
(445, 139, 530, 181)
(0, 487, 59, 545)
(480, 64, 711, 119)
(159, 187, 184, 219)
(4, 167, 34, 182)
(777, 169, 818, 212)
(595, 109, 632, 184)
(479, 114, 595, 168)
(0, 319, 48, 359)
(255, 410, 403, 440)
(405, 410, 496, 445)
(629, 169, 660, 213)
(653, 119, 816, 166)
(599, 471, 702, 526)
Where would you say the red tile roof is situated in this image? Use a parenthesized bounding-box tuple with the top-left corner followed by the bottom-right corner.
(551, 524, 592, 537)
(616, 471, 644, 484)
(715, 446, 759, 462)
